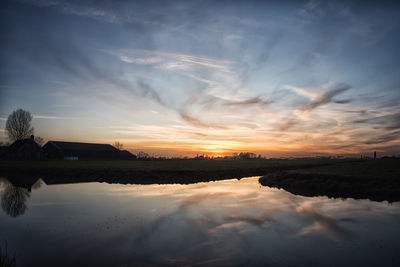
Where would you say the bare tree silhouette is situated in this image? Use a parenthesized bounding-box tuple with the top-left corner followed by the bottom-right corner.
(34, 136, 45, 147)
(138, 151, 150, 159)
(113, 141, 123, 150)
(5, 109, 34, 142)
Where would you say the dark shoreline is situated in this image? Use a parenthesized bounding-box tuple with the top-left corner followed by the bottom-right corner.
(1, 159, 399, 202)
(259, 171, 400, 202)
(0, 159, 341, 186)
(1, 164, 323, 187)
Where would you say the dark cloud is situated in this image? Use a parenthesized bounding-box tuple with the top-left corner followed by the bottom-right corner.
(303, 83, 351, 111)
(363, 130, 400, 145)
(223, 214, 275, 229)
(277, 117, 298, 131)
(333, 108, 368, 115)
(354, 112, 400, 131)
(297, 204, 354, 240)
(223, 96, 273, 107)
(179, 111, 229, 129)
(333, 99, 352, 104)
(237, 122, 259, 129)
(184, 131, 208, 137)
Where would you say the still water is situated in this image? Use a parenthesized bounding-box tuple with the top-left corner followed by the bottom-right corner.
(1, 177, 399, 267)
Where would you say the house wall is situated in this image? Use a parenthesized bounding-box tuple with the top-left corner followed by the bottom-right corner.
(42, 143, 63, 159)
(7, 142, 45, 160)
(42, 142, 136, 160)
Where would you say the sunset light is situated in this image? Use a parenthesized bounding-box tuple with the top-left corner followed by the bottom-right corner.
(1, 1, 400, 266)
(1, 0, 399, 157)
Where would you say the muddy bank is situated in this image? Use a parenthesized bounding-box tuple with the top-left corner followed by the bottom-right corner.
(259, 171, 400, 202)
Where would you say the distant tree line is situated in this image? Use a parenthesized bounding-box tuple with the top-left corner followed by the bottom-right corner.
(232, 152, 263, 160)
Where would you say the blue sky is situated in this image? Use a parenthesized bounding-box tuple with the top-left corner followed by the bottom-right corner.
(1, 0, 400, 157)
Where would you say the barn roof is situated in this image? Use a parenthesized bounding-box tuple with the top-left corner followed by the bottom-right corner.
(8, 137, 42, 153)
(4, 135, 45, 159)
(45, 141, 119, 152)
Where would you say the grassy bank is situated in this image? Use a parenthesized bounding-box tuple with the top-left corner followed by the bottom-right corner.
(0, 158, 342, 171)
(3, 158, 398, 202)
(259, 159, 400, 202)
(0, 158, 341, 185)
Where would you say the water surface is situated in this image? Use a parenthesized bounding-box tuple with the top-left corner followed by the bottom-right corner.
(1, 177, 399, 266)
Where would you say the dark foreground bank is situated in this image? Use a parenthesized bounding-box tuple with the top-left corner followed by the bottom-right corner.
(259, 159, 400, 202)
(1, 158, 399, 202)
(0, 159, 338, 187)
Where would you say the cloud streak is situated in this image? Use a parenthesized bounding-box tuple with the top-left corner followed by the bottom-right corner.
(179, 111, 229, 130)
(223, 96, 273, 107)
(295, 202, 354, 239)
(288, 83, 351, 112)
(33, 115, 72, 119)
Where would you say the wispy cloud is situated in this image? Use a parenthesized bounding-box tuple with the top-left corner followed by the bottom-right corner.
(19, 0, 160, 25)
(178, 111, 229, 130)
(106, 49, 272, 128)
(354, 112, 400, 131)
(119, 55, 163, 65)
(223, 96, 273, 107)
(287, 82, 351, 112)
(33, 115, 71, 119)
(295, 201, 354, 239)
(363, 130, 400, 145)
(110, 49, 235, 73)
(305, 84, 351, 111)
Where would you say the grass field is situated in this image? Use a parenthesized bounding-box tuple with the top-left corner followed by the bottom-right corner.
(287, 158, 400, 179)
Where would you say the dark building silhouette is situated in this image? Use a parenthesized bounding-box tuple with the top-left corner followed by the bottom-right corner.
(43, 141, 136, 160)
(0, 146, 7, 158)
(374, 151, 377, 160)
(4, 135, 45, 160)
(119, 149, 137, 160)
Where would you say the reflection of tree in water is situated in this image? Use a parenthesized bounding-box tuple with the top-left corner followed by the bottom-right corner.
(0, 241, 16, 267)
(1, 183, 30, 218)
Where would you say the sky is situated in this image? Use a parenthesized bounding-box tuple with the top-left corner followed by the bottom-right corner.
(1, 0, 400, 157)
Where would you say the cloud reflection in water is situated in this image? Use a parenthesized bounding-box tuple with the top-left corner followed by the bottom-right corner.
(0, 177, 399, 266)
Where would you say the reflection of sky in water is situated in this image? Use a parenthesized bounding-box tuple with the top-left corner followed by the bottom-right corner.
(1, 177, 400, 266)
